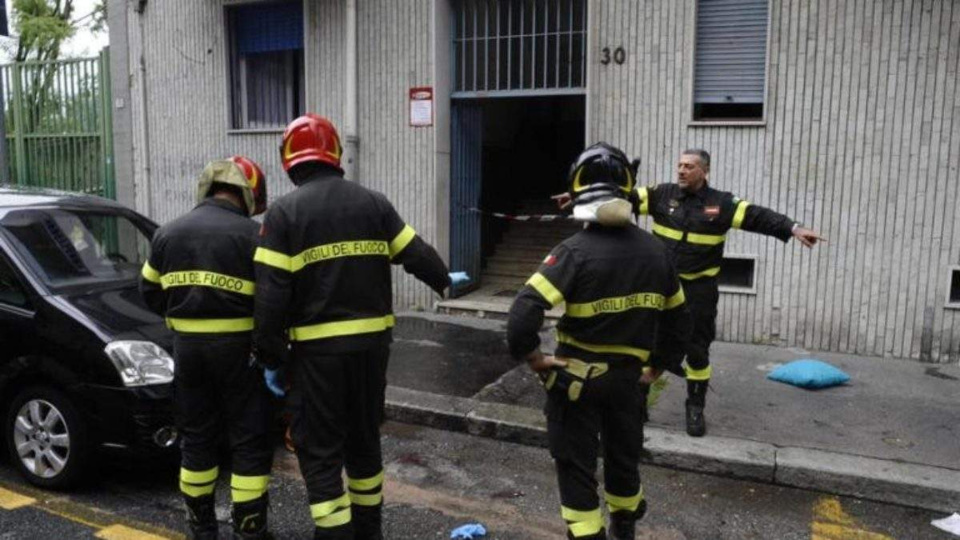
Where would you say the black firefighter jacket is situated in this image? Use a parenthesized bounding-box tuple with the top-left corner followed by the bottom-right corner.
(636, 183, 796, 281)
(253, 171, 450, 368)
(140, 198, 259, 333)
(507, 223, 692, 370)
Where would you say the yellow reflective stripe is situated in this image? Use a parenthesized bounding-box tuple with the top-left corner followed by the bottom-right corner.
(637, 187, 649, 215)
(664, 288, 686, 309)
(685, 364, 713, 381)
(557, 332, 650, 362)
(652, 222, 684, 241)
(678, 266, 721, 281)
(232, 488, 265, 503)
(289, 315, 395, 342)
(561, 506, 604, 537)
(291, 240, 389, 271)
(317, 507, 352, 528)
(565, 292, 666, 318)
(231, 474, 269, 492)
(160, 270, 255, 296)
(180, 481, 216, 498)
(253, 247, 293, 272)
(687, 231, 727, 246)
(732, 200, 751, 229)
(141, 261, 161, 283)
(652, 222, 726, 245)
(180, 467, 219, 485)
(605, 488, 644, 512)
(347, 470, 384, 492)
(526, 272, 565, 307)
(166, 317, 254, 333)
(389, 225, 416, 258)
(310, 493, 351, 519)
(349, 492, 383, 506)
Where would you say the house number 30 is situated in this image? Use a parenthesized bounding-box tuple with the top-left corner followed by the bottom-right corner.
(600, 47, 626, 66)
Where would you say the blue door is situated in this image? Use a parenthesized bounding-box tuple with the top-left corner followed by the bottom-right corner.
(450, 102, 482, 297)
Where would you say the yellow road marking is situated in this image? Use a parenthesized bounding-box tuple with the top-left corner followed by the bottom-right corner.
(96, 524, 174, 540)
(0, 486, 36, 510)
(811, 497, 894, 540)
(0, 479, 183, 539)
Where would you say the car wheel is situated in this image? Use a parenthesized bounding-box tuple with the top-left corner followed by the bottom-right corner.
(5, 386, 90, 489)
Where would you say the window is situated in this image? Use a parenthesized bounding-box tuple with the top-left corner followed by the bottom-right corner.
(227, 1, 305, 130)
(947, 267, 960, 309)
(453, 0, 587, 96)
(0, 255, 29, 308)
(0, 209, 153, 291)
(718, 255, 757, 294)
(693, 0, 768, 121)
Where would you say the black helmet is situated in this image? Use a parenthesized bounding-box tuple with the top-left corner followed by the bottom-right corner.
(567, 142, 636, 206)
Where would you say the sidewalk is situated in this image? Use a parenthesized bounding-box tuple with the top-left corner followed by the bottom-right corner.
(387, 312, 960, 513)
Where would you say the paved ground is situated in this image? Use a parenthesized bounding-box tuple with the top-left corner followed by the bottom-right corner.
(393, 313, 960, 470)
(0, 422, 953, 540)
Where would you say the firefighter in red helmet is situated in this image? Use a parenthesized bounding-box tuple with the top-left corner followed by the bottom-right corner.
(254, 114, 455, 540)
(141, 156, 274, 540)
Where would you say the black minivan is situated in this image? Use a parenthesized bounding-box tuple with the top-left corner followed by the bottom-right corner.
(0, 186, 177, 489)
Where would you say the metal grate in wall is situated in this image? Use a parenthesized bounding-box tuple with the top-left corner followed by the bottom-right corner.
(453, 0, 587, 97)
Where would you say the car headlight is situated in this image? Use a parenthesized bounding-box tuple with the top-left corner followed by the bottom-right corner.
(104, 341, 175, 387)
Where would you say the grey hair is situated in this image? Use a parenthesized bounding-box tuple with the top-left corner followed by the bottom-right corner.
(682, 149, 711, 171)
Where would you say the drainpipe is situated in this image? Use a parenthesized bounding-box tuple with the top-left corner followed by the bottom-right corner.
(135, 0, 154, 218)
(342, 0, 359, 181)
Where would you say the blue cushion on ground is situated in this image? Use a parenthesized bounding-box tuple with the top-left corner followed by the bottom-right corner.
(767, 359, 850, 389)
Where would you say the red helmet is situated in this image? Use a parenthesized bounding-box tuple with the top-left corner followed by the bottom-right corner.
(230, 155, 268, 216)
(280, 114, 343, 174)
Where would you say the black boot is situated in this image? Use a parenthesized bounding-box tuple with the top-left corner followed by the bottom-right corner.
(184, 494, 218, 540)
(353, 504, 383, 540)
(232, 495, 271, 539)
(608, 500, 647, 540)
(685, 380, 708, 437)
(313, 525, 354, 540)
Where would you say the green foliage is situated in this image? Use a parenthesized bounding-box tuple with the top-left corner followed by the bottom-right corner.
(12, 0, 77, 62)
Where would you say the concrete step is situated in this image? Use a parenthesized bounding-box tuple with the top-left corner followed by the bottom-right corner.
(436, 298, 563, 320)
(483, 267, 532, 279)
(489, 247, 552, 261)
(485, 260, 540, 276)
(496, 239, 561, 250)
(502, 229, 577, 241)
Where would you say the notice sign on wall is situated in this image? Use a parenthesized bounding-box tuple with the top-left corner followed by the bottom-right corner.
(409, 87, 433, 127)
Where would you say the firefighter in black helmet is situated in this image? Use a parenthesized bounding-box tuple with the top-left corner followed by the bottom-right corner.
(140, 157, 273, 540)
(634, 149, 824, 436)
(508, 143, 691, 540)
(254, 114, 455, 540)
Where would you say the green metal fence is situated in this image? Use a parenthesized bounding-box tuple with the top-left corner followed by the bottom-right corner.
(1, 50, 115, 199)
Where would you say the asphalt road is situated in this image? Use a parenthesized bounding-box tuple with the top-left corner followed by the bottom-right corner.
(0, 422, 953, 540)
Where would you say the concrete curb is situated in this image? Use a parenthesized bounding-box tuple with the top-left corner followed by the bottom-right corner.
(385, 386, 960, 513)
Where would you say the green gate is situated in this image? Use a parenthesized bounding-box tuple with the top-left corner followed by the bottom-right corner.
(1, 50, 115, 199)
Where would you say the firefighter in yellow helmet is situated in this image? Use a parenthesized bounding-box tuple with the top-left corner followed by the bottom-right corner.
(508, 143, 691, 540)
(140, 157, 273, 540)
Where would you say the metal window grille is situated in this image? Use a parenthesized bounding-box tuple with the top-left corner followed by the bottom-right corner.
(453, 0, 587, 97)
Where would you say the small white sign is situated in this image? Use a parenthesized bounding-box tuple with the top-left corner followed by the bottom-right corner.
(409, 87, 433, 127)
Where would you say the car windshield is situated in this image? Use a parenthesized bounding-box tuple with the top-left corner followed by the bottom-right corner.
(0, 207, 154, 291)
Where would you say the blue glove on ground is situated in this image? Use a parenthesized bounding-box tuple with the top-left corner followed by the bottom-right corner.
(449, 271, 471, 286)
(264, 368, 286, 397)
(451, 523, 486, 539)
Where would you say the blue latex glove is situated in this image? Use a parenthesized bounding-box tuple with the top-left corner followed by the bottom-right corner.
(451, 523, 486, 539)
(449, 271, 471, 286)
(264, 368, 285, 398)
